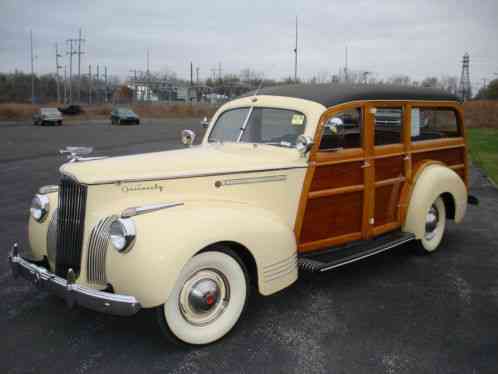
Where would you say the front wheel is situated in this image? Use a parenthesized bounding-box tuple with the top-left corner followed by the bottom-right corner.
(415, 196, 446, 253)
(157, 249, 249, 345)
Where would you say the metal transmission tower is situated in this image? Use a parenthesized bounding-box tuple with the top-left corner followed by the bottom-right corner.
(55, 43, 63, 103)
(458, 53, 472, 101)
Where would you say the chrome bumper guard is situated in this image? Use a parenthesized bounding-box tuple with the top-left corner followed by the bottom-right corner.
(8, 243, 141, 317)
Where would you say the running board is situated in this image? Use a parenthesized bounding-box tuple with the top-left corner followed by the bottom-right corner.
(298, 232, 416, 272)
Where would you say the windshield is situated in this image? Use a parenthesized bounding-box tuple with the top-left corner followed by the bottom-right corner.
(42, 108, 60, 114)
(208, 107, 306, 147)
(118, 109, 135, 116)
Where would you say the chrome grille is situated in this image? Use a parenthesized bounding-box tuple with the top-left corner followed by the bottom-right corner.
(55, 176, 87, 277)
(87, 216, 116, 284)
(46, 208, 58, 269)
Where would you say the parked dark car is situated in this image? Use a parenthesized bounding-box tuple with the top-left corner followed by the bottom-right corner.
(111, 107, 140, 125)
(58, 104, 83, 115)
(32, 108, 63, 126)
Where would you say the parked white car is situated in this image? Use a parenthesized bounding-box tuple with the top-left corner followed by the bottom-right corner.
(33, 107, 63, 126)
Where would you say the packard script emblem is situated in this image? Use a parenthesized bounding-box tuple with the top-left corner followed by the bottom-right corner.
(121, 183, 164, 193)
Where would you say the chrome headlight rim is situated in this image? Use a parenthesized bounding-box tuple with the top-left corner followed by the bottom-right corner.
(30, 194, 50, 222)
(110, 218, 136, 253)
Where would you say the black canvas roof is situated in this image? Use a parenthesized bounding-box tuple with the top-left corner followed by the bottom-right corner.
(242, 83, 460, 107)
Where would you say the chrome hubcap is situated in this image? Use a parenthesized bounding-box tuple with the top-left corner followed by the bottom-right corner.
(179, 269, 230, 326)
(425, 204, 439, 241)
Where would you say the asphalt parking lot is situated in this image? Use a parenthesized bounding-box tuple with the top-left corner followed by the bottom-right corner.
(1, 119, 497, 373)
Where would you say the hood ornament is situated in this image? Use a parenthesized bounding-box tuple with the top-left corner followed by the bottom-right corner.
(59, 146, 107, 163)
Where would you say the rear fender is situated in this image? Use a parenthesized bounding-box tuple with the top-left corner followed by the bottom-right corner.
(402, 164, 467, 239)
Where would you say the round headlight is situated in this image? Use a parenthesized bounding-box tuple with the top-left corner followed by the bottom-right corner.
(30, 194, 50, 222)
(110, 218, 136, 253)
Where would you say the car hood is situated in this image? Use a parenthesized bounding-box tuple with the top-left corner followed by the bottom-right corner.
(60, 143, 306, 185)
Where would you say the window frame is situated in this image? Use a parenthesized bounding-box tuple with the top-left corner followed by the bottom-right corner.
(317, 106, 364, 152)
(409, 106, 461, 142)
(207, 106, 307, 145)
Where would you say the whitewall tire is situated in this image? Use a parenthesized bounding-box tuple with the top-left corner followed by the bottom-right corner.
(157, 249, 249, 345)
(416, 196, 446, 253)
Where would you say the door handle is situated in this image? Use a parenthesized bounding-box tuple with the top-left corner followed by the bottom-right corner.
(404, 155, 411, 161)
(361, 161, 371, 168)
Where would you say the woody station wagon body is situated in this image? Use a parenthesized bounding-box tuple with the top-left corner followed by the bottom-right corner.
(9, 84, 473, 345)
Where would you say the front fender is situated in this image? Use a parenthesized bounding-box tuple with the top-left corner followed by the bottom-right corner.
(105, 201, 298, 308)
(402, 164, 467, 239)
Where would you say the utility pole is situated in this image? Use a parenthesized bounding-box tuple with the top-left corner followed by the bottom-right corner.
(129, 69, 138, 102)
(55, 43, 63, 103)
(76, 28, 85, 103)
(30, 30, 35, 104)
(196, 67, 200, 84)
(63, 65, 67, 104)
(146, 49, 151, 101)
(294, 16, 298, 83)
(218, 62, 222, 80)
(88, 64, 92, 105)
(96, 64, 100, 103)
(344, 46, 349, 83)
(104, 66, 108, 103)
(66, 38, 77, 103)
(190, 62, 194, 86)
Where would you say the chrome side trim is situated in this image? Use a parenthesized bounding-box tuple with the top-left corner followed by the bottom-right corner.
(8, 243, 141, 316)
(263, 254, 298, 282)
(121, 202, 184, 218)
(66, 166, 308, 186)
(87, 216, 116, 284)
(218, 175, 287, 187)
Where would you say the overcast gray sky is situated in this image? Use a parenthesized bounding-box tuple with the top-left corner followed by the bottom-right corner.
(1, 0, 497, 89)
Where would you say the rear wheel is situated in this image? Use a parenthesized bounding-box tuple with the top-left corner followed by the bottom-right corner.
(415, 196, 446, 253)
(157, 248, 249, 346)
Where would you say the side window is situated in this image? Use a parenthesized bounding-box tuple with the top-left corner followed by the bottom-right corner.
(319, 108, 362, 150)
(374, 107, 403, 146)
(411, 108, 460, 141)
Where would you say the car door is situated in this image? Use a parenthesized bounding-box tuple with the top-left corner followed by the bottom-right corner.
(366, 102, 410, 237)
(295, 103, 370, 253)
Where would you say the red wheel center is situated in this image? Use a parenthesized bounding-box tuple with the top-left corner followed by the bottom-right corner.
(206, 293, 215, 305)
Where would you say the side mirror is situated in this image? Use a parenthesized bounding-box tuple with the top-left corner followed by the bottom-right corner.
(296, 135, 314, 156)
(201, 116, 209, 129)
(181, 129, 196, 147)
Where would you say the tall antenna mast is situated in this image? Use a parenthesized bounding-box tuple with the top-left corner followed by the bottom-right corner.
(30, 30, 35, 104)
(294, 16, 298, 82)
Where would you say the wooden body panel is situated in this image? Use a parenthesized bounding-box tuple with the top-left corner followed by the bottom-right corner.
(295, 100, 467, 254)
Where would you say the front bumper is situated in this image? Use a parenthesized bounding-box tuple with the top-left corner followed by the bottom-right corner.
(8, 243, 141, 316)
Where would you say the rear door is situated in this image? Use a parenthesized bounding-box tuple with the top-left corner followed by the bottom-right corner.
(366, 102, 410, 237)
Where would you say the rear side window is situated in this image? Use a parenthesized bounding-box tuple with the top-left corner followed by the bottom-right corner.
(411, 108, 460, 141)
(374, 108, 403, 146)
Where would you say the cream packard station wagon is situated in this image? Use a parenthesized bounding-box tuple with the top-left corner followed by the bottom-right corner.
(9, 84, 477, 345)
